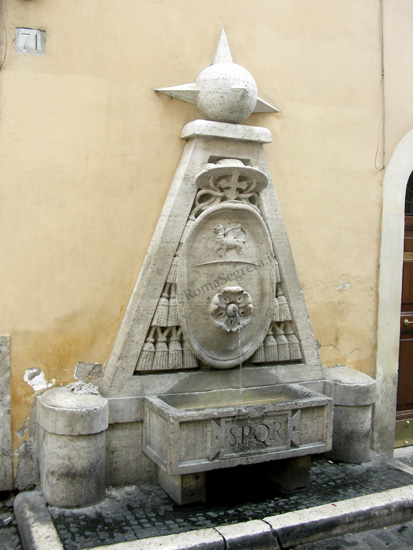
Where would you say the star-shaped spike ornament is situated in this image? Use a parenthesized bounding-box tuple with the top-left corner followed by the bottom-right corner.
(156, 29, 279, 124)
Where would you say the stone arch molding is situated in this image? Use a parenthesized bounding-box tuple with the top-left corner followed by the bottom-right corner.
(373, 129, 413, 454)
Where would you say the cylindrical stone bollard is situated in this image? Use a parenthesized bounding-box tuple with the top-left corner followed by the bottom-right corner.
(323, 366, 377, 464)
(37, 384, 108, 507)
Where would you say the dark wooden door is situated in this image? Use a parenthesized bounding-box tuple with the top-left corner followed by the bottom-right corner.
(397, 215, 413, 424)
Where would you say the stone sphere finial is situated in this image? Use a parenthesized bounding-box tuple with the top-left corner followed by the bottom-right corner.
(196, 62, 258, 124)
(156, 29, 278, 124)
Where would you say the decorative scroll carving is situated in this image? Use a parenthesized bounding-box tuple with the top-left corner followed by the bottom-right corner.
(192, 158, 267, 218)
(192, 176, 261, 216)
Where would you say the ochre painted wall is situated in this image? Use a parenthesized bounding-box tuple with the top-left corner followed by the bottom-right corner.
(0, 0, 391, 471)
(383, 0, 413, 159)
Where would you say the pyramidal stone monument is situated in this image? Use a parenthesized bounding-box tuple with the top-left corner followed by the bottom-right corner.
(36, 30, 376, 508)
(102, 29, 323, 389)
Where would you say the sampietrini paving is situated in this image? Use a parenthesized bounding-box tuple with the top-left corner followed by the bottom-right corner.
(13, 453, 413, 550)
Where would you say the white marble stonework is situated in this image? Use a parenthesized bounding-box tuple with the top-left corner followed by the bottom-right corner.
(31, 27, 379, 509)
(177, 202, 276, 368)
(101, 122, 324, 396)
(144, 385, 333, 476)
(156, 29, 278, 124)
(96, 29, 335, 505)
(101, 28, 322, 395)
(37, 385, 108, 507)
(181, 119, 272, 143)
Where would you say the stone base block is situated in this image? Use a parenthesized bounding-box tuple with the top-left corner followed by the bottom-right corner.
(106, 422, 155, 486)
(264, 455, 311, 492)
(157, 467, 206, 505)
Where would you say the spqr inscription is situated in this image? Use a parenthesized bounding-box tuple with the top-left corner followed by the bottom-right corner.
(223, 413, 290, 456)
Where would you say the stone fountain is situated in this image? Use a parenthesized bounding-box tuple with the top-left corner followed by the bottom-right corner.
(36, 30, 376, 508)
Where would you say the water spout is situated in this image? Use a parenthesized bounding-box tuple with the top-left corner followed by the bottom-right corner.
(234, 307, 241, 327)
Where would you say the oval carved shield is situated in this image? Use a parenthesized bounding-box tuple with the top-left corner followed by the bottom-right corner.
(177, 202, 276, 368)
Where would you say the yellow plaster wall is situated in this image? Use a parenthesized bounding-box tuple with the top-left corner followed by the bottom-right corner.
(0, 0, 387, 466)
(383, 0, 413, 158)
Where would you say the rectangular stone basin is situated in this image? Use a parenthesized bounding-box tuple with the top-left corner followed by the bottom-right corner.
(143, 384, 333, 476)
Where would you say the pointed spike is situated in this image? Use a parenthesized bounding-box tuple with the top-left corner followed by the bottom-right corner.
(253, 97, 279, 114)
(213, 28, 233, 64)
(155, 83, 199, 105)
(231, 85, 248, 99)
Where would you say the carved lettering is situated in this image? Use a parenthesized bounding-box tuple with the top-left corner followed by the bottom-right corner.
(229, 423, 270, 447)
(273, 421, 284, 441)
(254, 423, 270, 444)
(229, 426, 238, 446)
(201, 282, 215, 294)
(241, 425, 252, 444)
(223, 413, 290, 456)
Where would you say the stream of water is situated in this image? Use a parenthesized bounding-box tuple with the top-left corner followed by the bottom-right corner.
(234, 309, 243, 403)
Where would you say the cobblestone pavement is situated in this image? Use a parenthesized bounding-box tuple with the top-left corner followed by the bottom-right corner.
(0, 492, 22, 550)
(294, 519, 413, 549)
(46, 454, 413, 550)
(396, 450, 413, 468)
(2, 452, 412, 550)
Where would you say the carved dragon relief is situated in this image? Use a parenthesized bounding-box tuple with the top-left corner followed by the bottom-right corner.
(134, 158, 302, 373)
(214, 223, 247, 257)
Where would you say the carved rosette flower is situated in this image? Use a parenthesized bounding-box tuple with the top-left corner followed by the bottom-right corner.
(209, 286, 253, 332)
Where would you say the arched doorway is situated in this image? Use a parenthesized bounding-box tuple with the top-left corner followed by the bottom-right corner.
(395, 172, 413, 446)
(373, 129, 413, 455)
